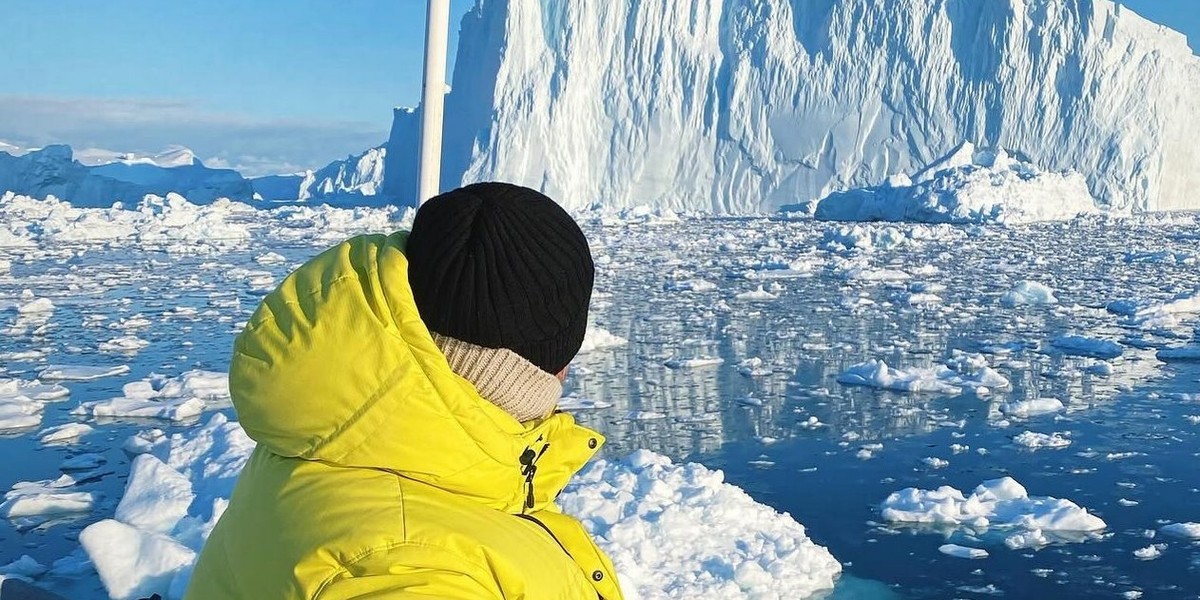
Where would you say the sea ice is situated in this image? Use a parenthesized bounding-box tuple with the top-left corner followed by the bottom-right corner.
(39, 364, 131, 381)
(0, 475, 94, 521)
(72, 370, 227, 422)
(560, 450, 841, 599)
(1001, 282, 1058, 307)
(1002, 398, 1065, 418)
(577, 326, 628, 354)
(1051, 335, 1124, 360)
(114, 455, 194, 534)
(663, 357, 724, 369)
(882, 477, 1106, 533)
(939, 544, 988, 559)
(38, 423, 95, 444)
(79, 520, 195, 600)
(837, 359, 1008, 394)
(1160, 523, 1200, 539)
(1012, 431, 1072, 449)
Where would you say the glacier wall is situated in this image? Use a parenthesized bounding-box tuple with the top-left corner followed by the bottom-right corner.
(389, 0, 1200, 213)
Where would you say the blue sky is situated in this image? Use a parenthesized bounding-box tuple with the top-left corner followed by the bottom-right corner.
(0, 0, 1195, 176)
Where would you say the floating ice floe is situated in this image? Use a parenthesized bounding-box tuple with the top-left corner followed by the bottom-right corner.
(1000, 281, 1058, 307)
(1111, 290, 1200, 331)
(39, 364, 131, 381)
(557, 395, 615, 411)
(837, 359, 1009, 395)
(38, 422, 95, 445)
(72, 370, 228, 422)
(939, 544, 988, 559)
(735, 285, 779, 301)
(1001, 398, 1065, 418)
(1012, 431, 1072, 449)
(0, 379, 53, 432)
(1160, 522, 1200, 539)
(85, 416, 840, 600)
(0, 474, 95, 526)
(664, 357, 724, 369)
(664, 278, 717, 292)
(1133, 544, 1166, 560)
(577, 326, 628, 354)
(0, 554, 47, 582)
(1050, 335, 1124, 360)
(98, 335, 150, 354)
(560, 450, 841, 599)
(882, 477, 1106, 549)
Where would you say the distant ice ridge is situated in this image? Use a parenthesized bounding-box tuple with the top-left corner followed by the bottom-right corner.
(251, 146, 388, 205)
(0, 192, 413, 251)
(80, 416, 839, 599)
(814, 144, 1103, 224)
(384, 0, 1200, 213)
(0, 145, 254, 208)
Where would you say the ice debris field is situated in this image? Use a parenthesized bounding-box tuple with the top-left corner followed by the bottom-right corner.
(0, 192, 1198, 599)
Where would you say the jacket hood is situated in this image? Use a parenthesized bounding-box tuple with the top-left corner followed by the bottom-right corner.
(229, 232, 602, 512)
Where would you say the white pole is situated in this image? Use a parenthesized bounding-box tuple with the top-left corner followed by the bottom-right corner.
(418, 0, 451, 205)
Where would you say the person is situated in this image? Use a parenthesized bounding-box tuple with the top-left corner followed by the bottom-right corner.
(185, 182, 623, 599)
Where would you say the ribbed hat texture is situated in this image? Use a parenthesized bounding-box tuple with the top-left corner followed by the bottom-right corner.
(406, 182, 595, 375)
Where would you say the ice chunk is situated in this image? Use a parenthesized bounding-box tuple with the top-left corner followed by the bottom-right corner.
(115, 455, 195, 534)
(1001, 282, 1058, 306)
(1012, 431, 1072, 450)
(1160, 523, 1200, 539)
(734, 285, 779, 301)
(39, 364, 131, 381)
(663, 357, 724, 369)
(1133, 544, 1166, 560)
(79, 519, 195, 600)
(0, 392, 43, 433)
(0, 474, 94, 521)
(38, 423, 95, 444)
(882, 477, 1105, 533)
(837, 359, 1008, 395)
(1002, 398, 1065, 418)
(0, 554, 47, 580)
(98, 335, 150, 353)
(560, 450, 841, 599)
(577, 326, 628, 354)
(73, 370, 228, 422)
(939, 544, 988, 559)
(1051, 335, 1124, 360)
(60, 453, 106, 472)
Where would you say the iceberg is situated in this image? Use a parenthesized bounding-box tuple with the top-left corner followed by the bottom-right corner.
(384, 0, 1200, 214)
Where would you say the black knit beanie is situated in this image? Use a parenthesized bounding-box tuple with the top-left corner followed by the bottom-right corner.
(405, 182, 594, 375)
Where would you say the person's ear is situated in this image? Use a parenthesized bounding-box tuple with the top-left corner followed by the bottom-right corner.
(555, 366, 569, 383)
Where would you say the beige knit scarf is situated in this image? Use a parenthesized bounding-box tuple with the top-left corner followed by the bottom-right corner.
(432, 333, 563, 423)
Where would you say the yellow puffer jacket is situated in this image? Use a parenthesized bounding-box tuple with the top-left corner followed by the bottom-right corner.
(185, 233, 623, 600)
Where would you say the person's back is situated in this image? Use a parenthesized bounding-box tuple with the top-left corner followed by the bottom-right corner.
(186, 183, 623, 599)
